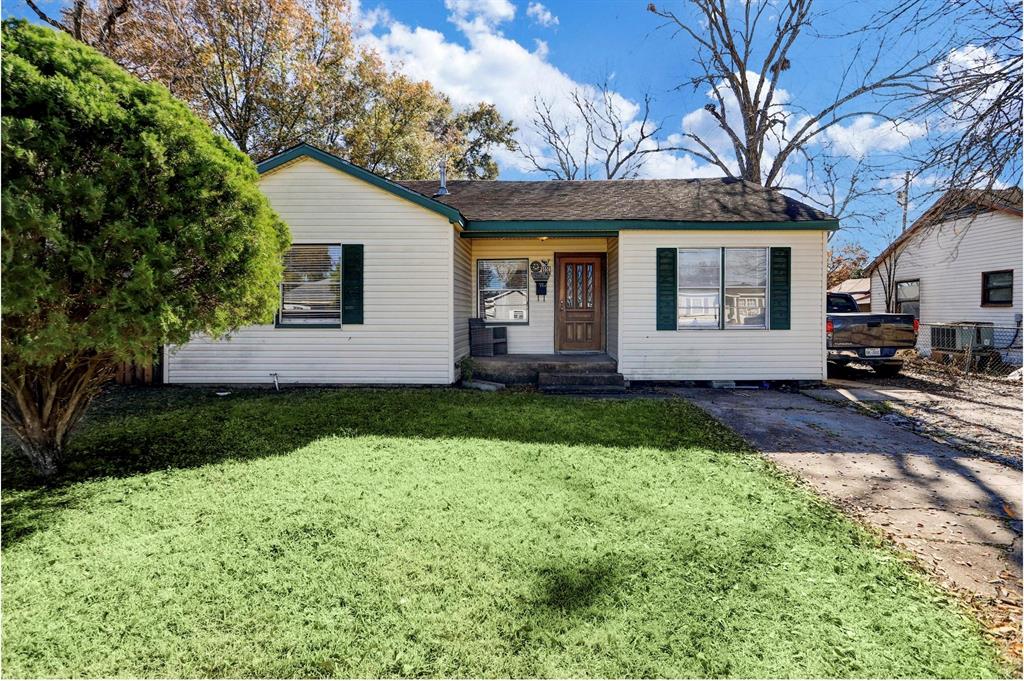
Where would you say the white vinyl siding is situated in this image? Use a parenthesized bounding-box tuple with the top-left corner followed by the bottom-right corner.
(606, 237, 619, 360)
(470, 238, 609, 354)
(165, 157, 456, 385)
(453, 232, 472, 362)
(617, 230, 826, 381)
(869, 210, 1022, 353)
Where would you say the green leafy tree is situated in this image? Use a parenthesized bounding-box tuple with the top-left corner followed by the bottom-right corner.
(25, 0, 518, 179)
(1, 20, 290, 478)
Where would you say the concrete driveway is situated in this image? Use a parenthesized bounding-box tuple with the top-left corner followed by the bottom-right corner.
(675, 388, 1022, 604)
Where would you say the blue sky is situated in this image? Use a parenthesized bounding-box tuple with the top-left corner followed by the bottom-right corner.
(8, 0, 968, 255)
(351, 0, 957, 253)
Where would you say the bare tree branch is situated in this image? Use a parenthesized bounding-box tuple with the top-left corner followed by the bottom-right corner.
(24, 0, 76, 34)
(521, 81, 664, 180)
(648, 0, 939, 189)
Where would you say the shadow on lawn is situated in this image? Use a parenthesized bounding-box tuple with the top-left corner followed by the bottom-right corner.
(535, 560, 623, 613)
(2, 385, 749, 545)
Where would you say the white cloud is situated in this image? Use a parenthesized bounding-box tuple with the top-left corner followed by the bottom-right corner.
(825, 116, 926, 159)
(352, 0, 722, 179)
(526, 2, 559, 27)
(933, 44, 1008, 131)
(445, 0, 516, 32)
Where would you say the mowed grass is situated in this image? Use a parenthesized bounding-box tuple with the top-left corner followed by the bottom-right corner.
(1, 388, 1005, 678)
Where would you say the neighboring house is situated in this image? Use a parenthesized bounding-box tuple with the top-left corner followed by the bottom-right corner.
(164, 144, 837, 385)
(828, 277, 871, 311)
(865, 188, 1023, 356)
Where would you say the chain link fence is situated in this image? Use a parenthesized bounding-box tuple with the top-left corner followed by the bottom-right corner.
(916, 322, 1022, 379)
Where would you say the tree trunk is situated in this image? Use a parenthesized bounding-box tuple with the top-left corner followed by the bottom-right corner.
(13, 438, 62, 480)
(1, 354, 114, 480)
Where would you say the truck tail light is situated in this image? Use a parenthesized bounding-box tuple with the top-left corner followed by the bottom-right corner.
(826, 319, 834, 334)
(913, 318, 919, 334)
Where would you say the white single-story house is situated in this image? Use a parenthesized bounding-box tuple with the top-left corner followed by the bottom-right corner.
(164, 144, 838, 385)
(865, 188, 1022, 358)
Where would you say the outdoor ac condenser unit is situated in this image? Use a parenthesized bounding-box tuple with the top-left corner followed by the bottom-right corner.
(930, 323, 995, 351)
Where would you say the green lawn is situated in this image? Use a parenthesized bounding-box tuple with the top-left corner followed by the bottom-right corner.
(1, 388, 1005, 678)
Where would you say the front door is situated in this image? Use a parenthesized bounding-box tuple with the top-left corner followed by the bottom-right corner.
(556, 254, 604, 352)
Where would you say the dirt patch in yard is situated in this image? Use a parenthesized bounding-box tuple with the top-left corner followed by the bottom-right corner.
(831, 358, 1022, 464)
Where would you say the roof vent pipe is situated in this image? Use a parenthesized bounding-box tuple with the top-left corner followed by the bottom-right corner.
(434, 159, 449, 197)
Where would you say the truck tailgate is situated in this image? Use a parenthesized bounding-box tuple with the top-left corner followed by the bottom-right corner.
(830, 313, 917, 348)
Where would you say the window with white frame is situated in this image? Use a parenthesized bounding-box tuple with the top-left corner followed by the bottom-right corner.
(724, 248, 767, 328)
(895, 279, 920, 318)
(677, 248, 721, 328)
(478, 258, 529, 323)
(677, 247, 768, 329)
(279, 244, 342, 325)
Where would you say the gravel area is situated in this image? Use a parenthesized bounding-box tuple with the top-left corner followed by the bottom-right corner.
(830, 358, 1022, 463)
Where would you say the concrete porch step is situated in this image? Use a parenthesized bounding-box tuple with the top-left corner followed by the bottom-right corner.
(471, 353, 617, 384)
(538, 371, 626, 394)
(540, 384, 627, 394)
(537, 372, 625, 387)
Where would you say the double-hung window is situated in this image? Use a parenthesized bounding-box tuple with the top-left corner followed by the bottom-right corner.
(895, 280, 920, 318)
(677, 247, 767, 329)
(724, 248, 768, 328)
(278, 244, 342, 326)
(982, 270, 1013, 306)
(677, 249, 722, 328)
(478, 258, 529, 323)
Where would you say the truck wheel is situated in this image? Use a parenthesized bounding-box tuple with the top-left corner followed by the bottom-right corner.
(873, 363, 903, 378)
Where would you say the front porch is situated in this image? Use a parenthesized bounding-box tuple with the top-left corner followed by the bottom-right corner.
(469, 352, 621, 391)
(460, 236, 619, 358)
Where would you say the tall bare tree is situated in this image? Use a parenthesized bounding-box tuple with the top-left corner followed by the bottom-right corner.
(520, 81, 661, 180)
(869, 0, 1022, 196)
(647, 0, 937, 189)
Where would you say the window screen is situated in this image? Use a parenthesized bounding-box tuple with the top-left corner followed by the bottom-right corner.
(896, 280, 920, 318)
(677, 248, 721, 328)
(724, 248, 767, 328)
(478, 259, 529, 322)
(280, 244, 342, 324)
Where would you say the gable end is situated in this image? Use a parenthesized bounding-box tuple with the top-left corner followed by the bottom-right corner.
(257, 143, 465, 226)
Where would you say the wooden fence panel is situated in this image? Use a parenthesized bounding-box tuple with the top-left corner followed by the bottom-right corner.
(113, 350, 161, 385)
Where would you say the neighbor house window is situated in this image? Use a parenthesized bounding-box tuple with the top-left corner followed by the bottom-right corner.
(982, 270, 1013, 306)
(895, 279, 920, 318)
(724, 248, 768, 328)
(677, 248, 721, 328)
(478, 259, 529, 323)
(279, 244, 342, 325)
(677, 247, 768, 329)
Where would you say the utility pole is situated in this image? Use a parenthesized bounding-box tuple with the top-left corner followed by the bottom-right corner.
(897, 171, 910, 233)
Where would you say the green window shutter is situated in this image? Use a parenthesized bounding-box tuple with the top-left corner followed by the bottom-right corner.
(342, 244, 363, 325)
(656, 248, 677, 330)
(769, 247, 791, 330)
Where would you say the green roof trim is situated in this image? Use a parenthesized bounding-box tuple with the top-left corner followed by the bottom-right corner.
(257, 143, 465, 225)
(463, 219, 839, 233)
(461, 230, 618, 239)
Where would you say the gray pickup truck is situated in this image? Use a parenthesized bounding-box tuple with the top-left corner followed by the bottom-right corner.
(827, 292, 918, 376)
